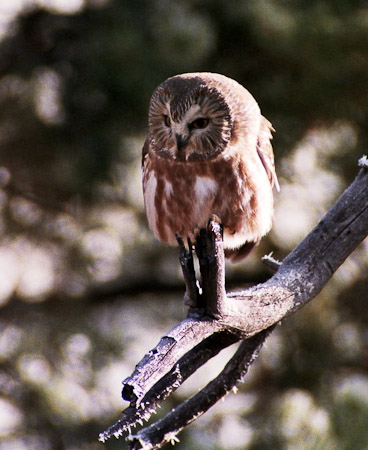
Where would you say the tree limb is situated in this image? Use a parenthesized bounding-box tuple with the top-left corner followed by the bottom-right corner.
(127, 327, 275, 450)
(100, 160, 368, 449)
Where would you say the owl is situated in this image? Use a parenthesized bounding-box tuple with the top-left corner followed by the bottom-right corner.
(142, 73, 279, 262)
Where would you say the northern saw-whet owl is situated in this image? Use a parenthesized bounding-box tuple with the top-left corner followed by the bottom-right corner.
(142, 72, 279, 262)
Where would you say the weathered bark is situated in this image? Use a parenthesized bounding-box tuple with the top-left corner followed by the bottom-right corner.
(100, 159, 368, 449)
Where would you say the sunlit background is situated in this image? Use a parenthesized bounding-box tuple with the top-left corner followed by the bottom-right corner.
(0, 1, 368, 449)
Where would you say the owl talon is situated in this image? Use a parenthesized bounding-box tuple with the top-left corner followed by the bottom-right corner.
(208, 214, 221, 226)
(189, 228, 200, 243)
(176, 234, 185, 253)
(195, 220, 227, 319)
(176, 234, 202, 308)
(207, 215, 223, 240)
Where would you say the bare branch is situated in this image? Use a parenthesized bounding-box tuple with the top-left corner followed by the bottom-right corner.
(99, 331, 240, 441)
(222, 165, 368, 333)
(121, 318, 225, 406)
(100, 163, 368, 449)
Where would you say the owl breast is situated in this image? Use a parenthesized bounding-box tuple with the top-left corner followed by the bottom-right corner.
(142, 145, 274, 251)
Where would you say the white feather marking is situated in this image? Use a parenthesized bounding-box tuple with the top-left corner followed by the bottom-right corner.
(182, 104, 201, 122)
(164, 180, 173, 196)
(143, 170, 158, 233)
(194, 176, 218, 201)
(171, 105, 202, 137)
(192, 176, 219, 227)
(223, 230, 256, 250)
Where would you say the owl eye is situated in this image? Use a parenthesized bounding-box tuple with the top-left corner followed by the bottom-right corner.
(163, 115, 171, 127)
(190, 118, 209, 130)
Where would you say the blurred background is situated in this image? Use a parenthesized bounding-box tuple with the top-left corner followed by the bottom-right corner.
(0, 0, 367, 449)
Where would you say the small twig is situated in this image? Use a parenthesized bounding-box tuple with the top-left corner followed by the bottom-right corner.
(261, 252, 282, 272)
(358, 154, 368, 168)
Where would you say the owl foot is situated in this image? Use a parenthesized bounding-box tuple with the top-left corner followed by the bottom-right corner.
(208, 213, 221, 225)
(176, 216, 227, 316)
(176, 235, 202, 309)
(195, 216, 227, 319)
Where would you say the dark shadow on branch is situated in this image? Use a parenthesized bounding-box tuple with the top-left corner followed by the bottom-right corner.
(100, 157, 368, 449)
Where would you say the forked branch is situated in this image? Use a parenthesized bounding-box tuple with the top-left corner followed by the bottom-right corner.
(100, 158, 368, 449)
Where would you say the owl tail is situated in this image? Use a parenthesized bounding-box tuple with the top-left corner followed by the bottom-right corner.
(224, 241, 257, 263)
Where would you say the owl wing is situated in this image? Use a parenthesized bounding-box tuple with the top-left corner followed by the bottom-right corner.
(257, 117, 280, 192)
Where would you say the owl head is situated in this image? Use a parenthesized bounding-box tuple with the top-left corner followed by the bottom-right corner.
(147, 72, 261, 162)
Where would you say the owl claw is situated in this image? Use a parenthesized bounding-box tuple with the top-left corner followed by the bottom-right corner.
(176, 234, 202, 308)
(187, 237, 194, 252)
(195, 217, 227, 319)
(207, 215, 223, 240)
(188, 228, 200, 244)
(175, 234, 185, 252)
(208, 214, 222, 226)
(176, 218, 227, 316)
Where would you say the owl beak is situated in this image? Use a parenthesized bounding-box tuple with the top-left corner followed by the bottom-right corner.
(176, 134, 188, 153)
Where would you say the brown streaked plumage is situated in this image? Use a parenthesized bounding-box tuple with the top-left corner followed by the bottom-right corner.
(142, 72, 279, 262)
